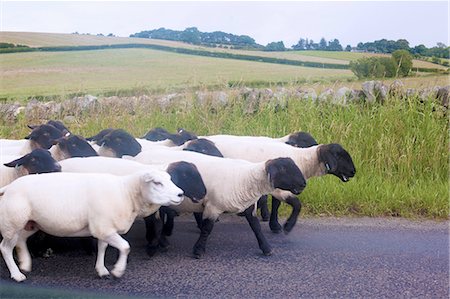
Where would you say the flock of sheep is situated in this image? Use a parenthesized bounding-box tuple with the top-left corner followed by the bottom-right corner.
(0, 120, 356, 282)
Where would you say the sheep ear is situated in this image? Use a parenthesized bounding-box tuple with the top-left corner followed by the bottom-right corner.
(318, 144, 338, 173)
(142, 172, 154, 183)
(4, 156, 25, 168)
(27, 124, 37, 130)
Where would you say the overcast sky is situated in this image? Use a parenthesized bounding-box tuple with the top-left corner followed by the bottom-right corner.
(1, 1, 448, 48)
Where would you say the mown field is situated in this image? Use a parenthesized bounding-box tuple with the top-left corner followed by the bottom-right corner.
(0, 32, 448, 220)
(1, 31, 446, 70)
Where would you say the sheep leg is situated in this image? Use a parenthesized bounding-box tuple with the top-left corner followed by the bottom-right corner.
(0, 234, 26, 282)
(103, 233, 130, 278)
(243, 205, 273, 256)
(257, 195, 270, 222)
(144, 214, 162, 257)
(162, 207, 178, 237)
(95, 240, 110, 278)
(269, 197, 283, 233)
(283, 196, 302, 233)
(193, 212, 203, 229)
(192, 218, 215, 259)
(16, 229, 37, 272)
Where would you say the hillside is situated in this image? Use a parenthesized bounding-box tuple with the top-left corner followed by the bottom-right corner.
(1, 32, 446, 70)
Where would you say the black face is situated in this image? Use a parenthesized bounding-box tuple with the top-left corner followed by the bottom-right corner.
(183, 138, 224, 157)
(177, 128, 197, 141)
(142, 127, 171, 141)
(46, 120, 71, 136)
(265, 157, 306, 195)
(166, 161, 207, 202)
(4, 148, 62, 174)
(286, 131, 318, 148)
(318, 143, 356, 182)
(86, 128, 114, 144)
(56, 135, 98, 158)
(99, 129, 142, 157)
(25, 124, 65, 149)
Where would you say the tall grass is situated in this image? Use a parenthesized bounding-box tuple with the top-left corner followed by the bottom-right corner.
(1, 93, 447, 219)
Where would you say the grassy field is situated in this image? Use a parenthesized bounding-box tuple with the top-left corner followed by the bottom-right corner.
(1, 31, 446, 70)
(1, 46, 448, 101)
(0, 48, 354, 100)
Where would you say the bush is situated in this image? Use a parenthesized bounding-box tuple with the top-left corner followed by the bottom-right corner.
(350, 50, 413, 78)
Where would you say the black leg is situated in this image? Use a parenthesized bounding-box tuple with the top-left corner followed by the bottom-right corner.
(161, 207, 178, 236)
(192, 218, 215, 259)
(144, 213, 163, 257)
(258, 195, 270, 222)
(269, 197, 283, 233)
(193, 212, 203, 230)
(283, 196, 302, 233)
(244, 204, 273, 256)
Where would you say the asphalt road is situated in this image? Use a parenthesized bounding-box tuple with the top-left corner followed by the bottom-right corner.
(1, 215, 448, 298)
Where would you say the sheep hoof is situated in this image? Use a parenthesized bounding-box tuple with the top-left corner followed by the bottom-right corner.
(98, 274, 112, 280)
(192, 246, 205, 259)
(145, 245, 159, 257)
(283, 224, 294, 234)
(269, 222, 282, 233)
(111, 268, 125, 278)
(263, 249, 273, 256)
(12, 272, 26, 282)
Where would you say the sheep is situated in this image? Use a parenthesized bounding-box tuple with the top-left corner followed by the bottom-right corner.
(126, 149, 306, 258)
(0, 169, 184, 282)
(96, 129, 223, 158)
(1, 124, 66, 156)
(200, 137, 355, 233)
(142, 127, 198, 146)
(96, 129, 142, 157)
(49, 135, 98, 161)
(28, 120, 71, 136)
(202, 131, 318, 148)
(1, 149, 62, 187)
(58, 156, 207, 255)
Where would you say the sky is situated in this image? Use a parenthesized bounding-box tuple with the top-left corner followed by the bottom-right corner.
(1, 1, 449, 48)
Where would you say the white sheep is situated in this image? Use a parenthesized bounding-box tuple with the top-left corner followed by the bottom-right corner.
(0, 149, 62, 187)
(58, 156, 206, 254)
(0, 170, 184, 282)
(199, 137, 356, 233)
(202, 132, 318, 220)
(126, 148, 306, 258)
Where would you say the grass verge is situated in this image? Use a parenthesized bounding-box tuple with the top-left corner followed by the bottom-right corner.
(1, 93, 448, 219)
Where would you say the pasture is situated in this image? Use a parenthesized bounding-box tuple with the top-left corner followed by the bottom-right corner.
(0, 48, 354, 100)
(0, 32, 448, 219)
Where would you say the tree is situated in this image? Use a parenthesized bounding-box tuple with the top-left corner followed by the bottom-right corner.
(292, 38, 306, 50)
(345, 45, 352, 52)
(265, 41, 286, 51)
(392, 49, 413, 77)
(319, 38, 327, 50)
(181, 27, 201, 44)
(327, 39, 343, 51)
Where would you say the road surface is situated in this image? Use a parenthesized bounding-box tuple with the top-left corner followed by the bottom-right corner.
(1, 215, 448, 298)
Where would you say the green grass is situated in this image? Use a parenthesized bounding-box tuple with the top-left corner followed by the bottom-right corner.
(1, 93, 447, 219)
(0, 48, 353, 100)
